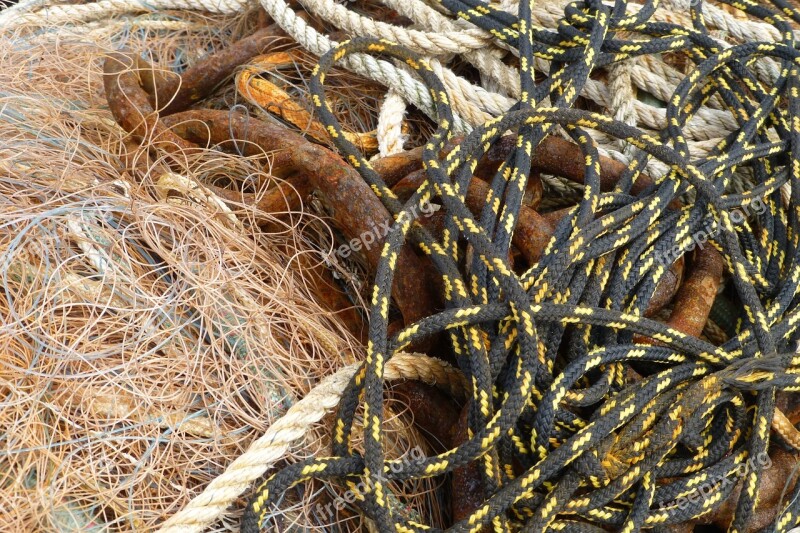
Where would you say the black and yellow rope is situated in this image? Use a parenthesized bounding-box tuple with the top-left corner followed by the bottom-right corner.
(241, 0, 800, 531)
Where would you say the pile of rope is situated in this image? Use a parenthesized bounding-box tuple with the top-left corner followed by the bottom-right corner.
(6, 0, 800, 531)
(236, 1, 800, 532)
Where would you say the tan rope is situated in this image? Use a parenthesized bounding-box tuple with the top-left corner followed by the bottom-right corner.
(772, 408, 800, 451)
(156, 352, 466, 533)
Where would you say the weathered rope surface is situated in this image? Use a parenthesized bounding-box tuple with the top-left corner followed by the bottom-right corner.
(156, 353, 465, 533)
(375, 89, 408, 158)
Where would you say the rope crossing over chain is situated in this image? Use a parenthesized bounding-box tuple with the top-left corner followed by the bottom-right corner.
(242, 0, 800, 531)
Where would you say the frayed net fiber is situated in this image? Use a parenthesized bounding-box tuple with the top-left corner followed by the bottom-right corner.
(0, 8, 442, 532)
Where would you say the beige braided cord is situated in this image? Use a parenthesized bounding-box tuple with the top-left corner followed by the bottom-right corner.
(0, 0, 49, 23)
(383, 0, 521, 101)
(260, 0, 474, 132)
(607, 55, 638, 158)
(772, 408, 800, 451)
(298, 0, 519, 119)
(263, 0, 509, 124)
(156, 352, 466, 533)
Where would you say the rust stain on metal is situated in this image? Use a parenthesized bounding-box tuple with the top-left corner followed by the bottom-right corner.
(161, 109, 440, 327)
(103, 53, 197, 156)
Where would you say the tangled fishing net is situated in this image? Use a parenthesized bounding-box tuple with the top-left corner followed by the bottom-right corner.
(6, 0, 800, 531)
(0, 6, 440, 532)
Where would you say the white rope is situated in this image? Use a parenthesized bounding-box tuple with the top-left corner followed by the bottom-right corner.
(260, 0, 473, 132)
(294, 0, 491, 56)
(156, 352, 466, 533)
(375, 90, 407, 158)
(280, 0, 514, 122)
(0, 0, 249, 27)
(0, 0, 50, 25)
(340, 0, 523, 114)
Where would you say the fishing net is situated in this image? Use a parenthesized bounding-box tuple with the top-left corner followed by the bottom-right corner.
(0, 7, 441, 532)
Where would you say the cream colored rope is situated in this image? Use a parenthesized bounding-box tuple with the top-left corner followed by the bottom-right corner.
(375, 89, 408, 158)
(2, 0, 785, 151)
(156, 352, 466, 533)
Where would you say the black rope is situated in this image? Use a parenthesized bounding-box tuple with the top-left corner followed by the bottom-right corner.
(242, 0, 800, 531)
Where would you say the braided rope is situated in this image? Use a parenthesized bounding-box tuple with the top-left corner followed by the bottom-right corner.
(607, 56, 638, 158)
(259, 0, 474, 132)
(0, 0, 248, 25)
(0, 0, 50, 23)
(293, 0, 492, 55)
(236, 1, 800, 531)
